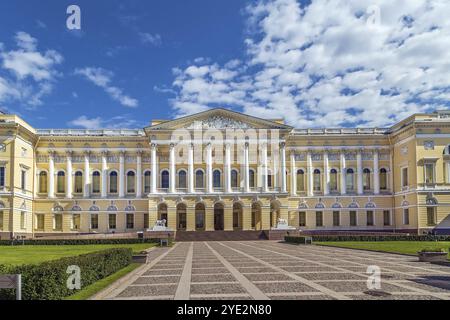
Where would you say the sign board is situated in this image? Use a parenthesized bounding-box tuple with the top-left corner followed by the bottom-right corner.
(0, 274, 21, 300)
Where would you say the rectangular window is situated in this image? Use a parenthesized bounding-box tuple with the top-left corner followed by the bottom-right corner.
(91, 214, 99, 229)
(72, 214, 80, 230)
(54, 214, 62, 230)
(367, 211, 374, 226)
(299, 211, 306, 227)
(126, 213, 134, 229)
(109, 214, 117, 229)
(21, 170, 26, 190)
(424, 163, 435, 184)
(315, 211, 323, 227)
(21, 211, 26, 229)
(403, 208, 410, 225)
(0, 167, 5, 188)
(350, 211, 357, 226)
(427, 207, 436, 226)
(402, 167, 408, 187)
(36, 214, 44, 230)
(333, 211, 340, 226)
(0, 210, 3, 230)
(144, 213, 149, 229)
(267, 174, 272, 188)
(383, 210, 391, 226)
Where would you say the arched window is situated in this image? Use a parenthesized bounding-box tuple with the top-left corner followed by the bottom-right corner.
(297, 169, 305, 192)
(144, 171, 151, 193)
(330, 169, 338, 192)
(231, 169, 238, 188)
(213, 170, 221, 188)
(178, 170, 187, 189)
(127, 171, 135, 193)
(313, 169, 321, 191)
(109, 171, 118, 193)
(249, 169, 255, 188)
(195, 170, 204, 189)
(39, 172, 48, 193)
(74, 171, 83, 194)
(380, 168, 387, 190)
(346, 168, 354, 191)
(57, 171, 65, 193)
(92, 171, 100, 194)
(363, 168, 371, 190)
(161, 170, 169, 189)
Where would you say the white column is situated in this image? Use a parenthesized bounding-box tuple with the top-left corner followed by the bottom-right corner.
(272, 144, 278, 190)
(225, 143, 232, 193)
(119, 151, 125, 198)
(307, 150, 313, 196)
(357, 149, 363, 195)
(244, 142, 250, 192)
(188, 143, 194, 193)
(206, 143, 213, 193)
(151, 144, 157, 194)
(48, 152, 55, 198)
(101, 151, 108, 198)
(290, 151, 296, 196)
(169, 144, 176, 193)
(373, 149, 380, 195)
(323, 150, 329, 196)
(66, 151, 73, 199)
(136, 151, 142, 198)
(83, 151, 90, 198)
(340, 151, 346, 195)
(262, 142, 269, 192)
(280, 142, 287, 193)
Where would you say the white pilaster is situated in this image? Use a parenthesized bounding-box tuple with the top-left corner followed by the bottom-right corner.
(66, 151, 73, 199)
(340, 151, 346, 195)
(323, 150, 329, 196)
(169, 144, 176, 193)
(307, 150, 313, 196)
(290, 151, 296, 196)
(262, 142, 269, 192)
(48, 152, 55, 198)
(373, 149, 380, 195)
(244, 142, 250, 192)
(136, 151, 142, 198)
(188, 143, 194, 193)
(206, 143, 213, 193)
(280, 142, 287, 193)
(357, 149, 363, 195)
(119, 151, 125, 198)
(151, 144, 157, 194)
(225, 143, 232, 193)
(101, 151, 108, 198)
(83, 151, 90, 198)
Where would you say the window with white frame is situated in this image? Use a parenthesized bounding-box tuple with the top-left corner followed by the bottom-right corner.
(178, 170, 187, 189)
(330, 169, 338, 192)
(315, 211, 323, 227)
(127, 171, 136, 193)
(36, 214, 44, 230)
(91, 214, 99, 229)
(54, 214, 62, 230)
(346, 169, 355, 191)
(39, 171, 48, 193)
(74, 171, 83, 193)
(380, 168, 388, 190)
(144, 171, 151, 193)
(109, 214, 117, 229)
(126, 213, 134, 229)
(92, 171, 101, 193)
(313, 169, 321, 192)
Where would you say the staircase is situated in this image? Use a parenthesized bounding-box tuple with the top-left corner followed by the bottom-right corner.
(175, 230, 267, 242)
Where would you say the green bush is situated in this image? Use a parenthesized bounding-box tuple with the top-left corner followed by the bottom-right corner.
(0, 238, 163, 246)
(0, 248, 132, 300)
(285, 236, 308, 244)
(309, 235, 450, 242)
(419, 247, 446, 253)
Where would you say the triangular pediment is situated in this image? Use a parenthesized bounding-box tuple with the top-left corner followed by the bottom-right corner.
(145, 108, 293, 131)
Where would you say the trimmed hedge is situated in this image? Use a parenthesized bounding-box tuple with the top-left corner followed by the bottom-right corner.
(0, 238, 165, 246)
(286, 235, 450, 242)
(0, 248, 132, 300)
(285, 236, 309, 244)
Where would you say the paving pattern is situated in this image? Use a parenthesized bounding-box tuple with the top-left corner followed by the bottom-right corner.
(94, 241, 450, 300)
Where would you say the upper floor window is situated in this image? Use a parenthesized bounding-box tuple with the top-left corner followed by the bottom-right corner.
(21, 169, 26, 190)
(57, 171, 65, 193)
(424, 163, 435, 184)
(195, 170, 204, 189)
(178, 170, 187, 189)
(39, 171, 48, 193)
(346, 168, 354, 191)
(109, 171, 118, 193)
(380, 168, 387, 190)
(0, 167, 4, 188)
(313, 169, 321, 191)
(296, 169, 305, 192)
(74, 171, 83, 193)
(401, 167, 408, 187)
(92, 171, 100, 194)
(363, 168, 371, 190)
(330, 169, 338, 192)
(231, 169, 239, 188)
(144, 171, 151, 193)
(127, 171, 135, 193)
(161, 170, 169, 189)
(249, 169, 255, 188)
(213, 170, 221, 188)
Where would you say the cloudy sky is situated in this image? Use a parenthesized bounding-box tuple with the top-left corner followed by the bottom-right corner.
(0, 0, 448, 129)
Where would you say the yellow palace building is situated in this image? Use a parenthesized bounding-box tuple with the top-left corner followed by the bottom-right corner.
(0, 108, 449, 239)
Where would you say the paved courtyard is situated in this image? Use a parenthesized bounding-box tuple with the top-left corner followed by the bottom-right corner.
(93, 241, 450, 300)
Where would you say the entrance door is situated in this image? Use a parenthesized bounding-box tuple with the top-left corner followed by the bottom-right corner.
(214, 206, 224, 231)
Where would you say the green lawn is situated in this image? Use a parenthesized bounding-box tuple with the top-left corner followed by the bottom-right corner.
(0, 243, 156, 266)
(65, 263, 141, 300)
(316, 241, 450, 258)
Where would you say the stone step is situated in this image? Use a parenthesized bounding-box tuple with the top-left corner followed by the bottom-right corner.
(175, 230, 267, 242)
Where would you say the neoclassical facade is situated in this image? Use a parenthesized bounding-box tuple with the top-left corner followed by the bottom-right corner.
(0, 108, 449, 239)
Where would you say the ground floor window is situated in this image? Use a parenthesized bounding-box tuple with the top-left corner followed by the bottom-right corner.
(54, 213, 62, 230)
(299, 211, 306, 227)
(427, 207, 437, 226)
(72, 214, 80, 230)
(91, 214, 99, 229)
(403, 208, 410, 225)
(315, 211, 323, 227)
(350, 211, 357, 226)
(366, 211, 374, 226)
(109, 214, 117, 229)
(383, 210, 391, 226)
(144, 213, 149, 229)
(126, 213, 134, 229)
(333, 211, 340, 226)
(21, 211, 26, 229)
(36, 214, 44, 230)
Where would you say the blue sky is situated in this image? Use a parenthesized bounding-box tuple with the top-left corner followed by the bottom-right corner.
(0, 0, 449, 129)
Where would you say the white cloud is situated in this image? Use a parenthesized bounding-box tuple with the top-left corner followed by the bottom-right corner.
(139, 32, 162, 46)
(68, 114, 143, 129)
(169, 0, 450, 127)
(75, 67, 138, 108)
